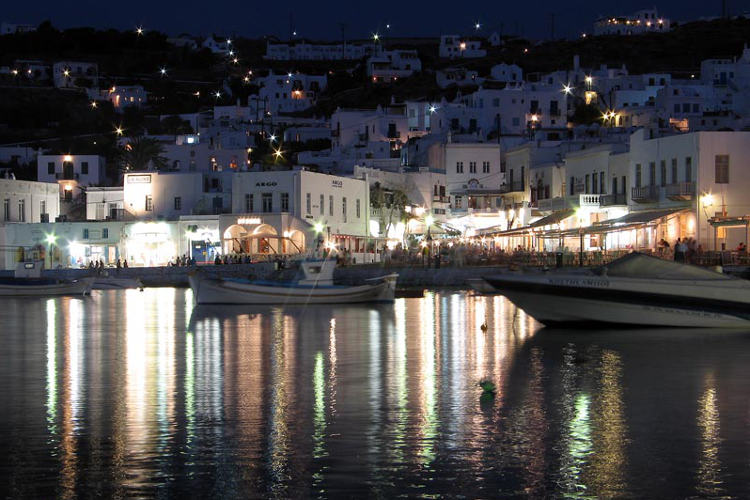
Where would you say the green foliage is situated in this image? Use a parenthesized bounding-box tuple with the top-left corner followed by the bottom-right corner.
(118, 135, 168, 171)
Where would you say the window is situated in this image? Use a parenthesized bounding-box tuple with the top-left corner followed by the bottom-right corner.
(329, 195, 334, 216)
(245, 193, 253, 212)
(145, 195, 153, 211)
(83, 228, 89, 239)
(356, 199, 361, 218)
(635, 164, 642, 188)
(715, 155, 729, 184)
(569, 176, 575, 196)
(18, 200, 25, 222)
(469, 161, 476, 173)
(306, 193, 311, 213)
(454, 195, 462, 209)
(660, 160, 667, 186)
(47, 162, 55, 175)
(281, 192, 289, 212)
(262, 193, 273, 213)
(456, 161, 464, 173)
(685, 157, 692, 182)
(648, 162, 656, 186)
(585, 174, 590, 193)
(81, 161, 89, 175)
(342, 197, 347, 222)
(600, 171, 605, 194)
(40, 200, 46, 216)
(102, 228, 109, 239)
(320, 194, 324, 215)
(174, 197, 181, 210)
(592, 173, 598, 194)
(482, 161, 490, 173)
(671, 158, 678, 183)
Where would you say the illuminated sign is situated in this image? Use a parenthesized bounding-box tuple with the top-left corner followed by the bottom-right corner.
(127, 174, 151, 184)
(237, 217, 262, 225)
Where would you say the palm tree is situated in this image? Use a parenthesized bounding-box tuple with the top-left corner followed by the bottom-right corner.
(118, 136, 168, 171)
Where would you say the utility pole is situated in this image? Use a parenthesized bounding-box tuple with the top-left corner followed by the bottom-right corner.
(339, 23, 347, 60)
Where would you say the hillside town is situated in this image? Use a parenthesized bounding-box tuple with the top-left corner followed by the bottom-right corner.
(2, 11, 750, 270)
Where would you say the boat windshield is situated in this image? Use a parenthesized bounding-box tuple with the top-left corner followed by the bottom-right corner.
(596, 252, 732, 281)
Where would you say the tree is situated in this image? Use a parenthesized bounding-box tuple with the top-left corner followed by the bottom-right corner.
(370, 183, 409, 239)
(118, 136, 168, 171)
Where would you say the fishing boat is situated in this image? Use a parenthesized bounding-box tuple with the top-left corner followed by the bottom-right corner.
(92, 273, 144, 290)
(483, 252, 750, 328)
(0, 261, 94, 297)
(189, 259, 398, 305)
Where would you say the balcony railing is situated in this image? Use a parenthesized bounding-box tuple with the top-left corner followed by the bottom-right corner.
(537, 197, 569, 211)
(631, 185, 660, 203)
(600, 193, 627, 206)
(665, 182, 695, 201)
(501, 180, 525, 193)
(579, 194, 601, 207)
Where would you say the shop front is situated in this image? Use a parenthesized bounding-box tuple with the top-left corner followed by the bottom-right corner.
(122, 221, 177, 266)
(219, 214, 310, 257)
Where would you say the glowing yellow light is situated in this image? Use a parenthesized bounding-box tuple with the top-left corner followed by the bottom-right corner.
(313, 222, 325, 233)
(160, 67, 166, 75)
(273, 148, 283, 159)
(425, 215, 434, 227)
(90, 101, 97, 108)
(531, 114, 539, 122)
(701, 193, 714, 207)
(585, 76, 593, 85)
(45, 233, 57, 245)
(136, 27, 143, 35)
(214, 91, 221, 98)
(115, 126, 124, 136)
(63, 69, 70, 77)
(64, 184, 73, 192)
(11, 69, 18, 76)
(373, 33, 380, 41)
(460, 42, 467, 50)
(562, 84, 573, 94)
(232, 58, 238, 64)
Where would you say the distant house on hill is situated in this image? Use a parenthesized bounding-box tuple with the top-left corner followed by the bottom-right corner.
(593, 8, 671, 35)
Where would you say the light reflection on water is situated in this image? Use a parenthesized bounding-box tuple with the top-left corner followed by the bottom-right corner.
(2, 289, 750, 497)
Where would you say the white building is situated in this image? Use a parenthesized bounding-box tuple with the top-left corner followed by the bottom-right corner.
(593, 9, 670, 36)
(0, 178, 59, 224)
(436, 67, 482, 89)
(106, 85, 147, 110)
(367, 50, 421, 83)
(52, 61, 98, 89)
(86, 187, 125, 221)
(490, 63, 523, 83)
(257, 71, 327, 114)
(439, 35, 486, 59)
(264, 41, 377, 61)
(123, 171, 233, 220)
(37, 154, 105, 203)
(331, 105, 414, 150)
(0, 22, 36, 35)
(227, 169, 371, 257)
(202, 36, 230, 54)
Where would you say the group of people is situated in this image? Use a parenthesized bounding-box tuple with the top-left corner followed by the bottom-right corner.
(169, 255, 196, 267)
(666, 238, 701, 264)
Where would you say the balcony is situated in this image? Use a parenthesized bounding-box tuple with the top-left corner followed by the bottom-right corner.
(56, 172, 79, 180)
(578, 194, 601, 208)
(537, 197, 569, 211)
(387, 130, 401, 139)
(600, 193, 627, 206)
(631, 185, 660, 203)
(665, 182, 695, 201)
(501, 180, 525, 194)
(433, 195, 450, 204)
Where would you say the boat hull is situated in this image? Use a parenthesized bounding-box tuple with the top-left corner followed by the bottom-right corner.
(485, 275, 750, 328)
(92, 277, 144, 290)
(0, 277, 94, 297)
(189, 274, 397, 305)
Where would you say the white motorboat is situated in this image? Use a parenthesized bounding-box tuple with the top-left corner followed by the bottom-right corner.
(483, 252, 750, 328)
(0, 261, 94, 297)
(92, 273, 144, 290)
(189, 259, 398, 305)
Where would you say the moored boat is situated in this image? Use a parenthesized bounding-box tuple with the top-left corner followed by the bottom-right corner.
(189, 259, 398, 305)
(0, 261, 94, 297)
(483, 252, 750, 328)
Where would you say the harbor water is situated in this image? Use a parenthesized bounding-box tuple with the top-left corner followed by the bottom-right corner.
(2, 289, 750, 497)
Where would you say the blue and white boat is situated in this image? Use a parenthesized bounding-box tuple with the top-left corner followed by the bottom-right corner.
(0, 261, 94, 297)
(189, 259, 398, 305)
(484, 252, 750, 328)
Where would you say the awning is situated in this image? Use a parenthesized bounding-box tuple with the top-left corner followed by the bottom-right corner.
(593, 208, 687, 228)
(528, 208, 576, 228)
(479, 208, 575, 237)
(708, 216, 750, 228)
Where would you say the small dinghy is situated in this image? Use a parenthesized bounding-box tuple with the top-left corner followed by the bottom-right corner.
(189, 259, 398, 305)
(0, 261, 94, 297)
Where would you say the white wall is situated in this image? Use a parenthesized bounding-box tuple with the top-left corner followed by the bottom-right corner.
(0, 179, 59, 223)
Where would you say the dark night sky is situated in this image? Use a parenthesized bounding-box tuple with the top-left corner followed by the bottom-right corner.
(4, 0, 749, 39)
